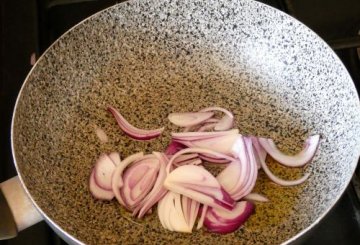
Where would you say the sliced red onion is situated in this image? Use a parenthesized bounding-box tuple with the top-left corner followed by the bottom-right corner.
(223, 137, 250, 194)
(258, 135, 320, 167)
(214, 115, 234, 131)
(87, 105, 320, 236)
(165, 140, 186, 155)
(108, 152, 121, 166)
(204, 201, 254, 234)
(157, 193, 166, 228)
(182, 195, 191, 225)
(188, 133, 239, 156)
(164, 165, 235, 211)
(200, 106, 233, 117)
(133, 152, 168, 218)
(89, 170, 114, 200)
(250, 136, 310, 186)
(184, 196, 200, 230)
(166, 147, 237, 174)
(175, 134, 239, 157)
(94, 126, 109, 143)
(182, 126, 194, 132)
(200, 106, 234, 131)
(94, 154, 116, 190)
(171, 193, 190, 232)
(196, 205, 208, 229)
(112, 152, 144, 206)
(248, 137, 265, 169)
(108, 106, 164, 140)
(121, 156, 160, 209)
(168, 112, 214, 127)
(217, 161, 242, 194)
(171, 129, 239, 141)
(199, 154, 231, 164)
(243, 193, 269, 202)
(174, 158, 202, 167)
(204, 118, 221, 123)
(197, 123, 218, 132)
(235, 137, 258, 198)
(217, 136, 258, 200)
(158, 191, 173, 230)
(173, 153, 199, 163)
(158, 192, 191, 233)
(259, 156, 310, 186)
(183, 118, 220, 132)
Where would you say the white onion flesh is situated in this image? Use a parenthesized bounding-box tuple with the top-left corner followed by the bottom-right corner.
(108, 152, 121, 166)
(133, 152, 169, 218)
(243, 193, 269, 202)
(168, 112, 214, 127)
(94, 154, 116, 190)
(164, 165, 234, 210)
(158, 192, 193, 233)
(258, 135, 320, 167)
(112, 152, 144, 206)
(171, 129, 239, 141)
(89, 171, 114, 200)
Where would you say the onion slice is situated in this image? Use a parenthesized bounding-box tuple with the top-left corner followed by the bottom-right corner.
(185, 196, 200, 230)
(216, 161, 242, 195)
(94, 154, 116, 190)
(166, 147, 237, 174)
(217, 136, 258, 200)
(243, 193, 269, 202)
(108, 106, 164, 140)
(171, 129, 239, 141)
(197, 123, 218, 132)
(183, 118, 220, 132)
(89, 170, 114, 200)
(173, 153, 199, 163)
(94, 126, 109, 143)
(200, 106, 233, 118)
(165, 141, 186, 155)
(258, 135, 320, 167)
(199, 154, 230, 164)
(121, 156, 160, 209)
(185, 133, 239, 156)
(200, 106, 234, 131)
(164, 165, 235, 211)
(158, 192, 191, 233)
(197, 205, 208, 229)
(168, 112, 214, 127)
(204, 201, 254, 234)
(249, 136, 266, 169)
(253, 136, 312, 185)
(260, 157, 310, 186)
(108, 152, 121, 166)
(133, 152, 168, 218)
(214, 115, 234, 131)
(174, 158, 202, 167)
(112, 152, 144, 206)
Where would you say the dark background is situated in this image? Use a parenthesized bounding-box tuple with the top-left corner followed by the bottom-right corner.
(1, 0, 360, 244)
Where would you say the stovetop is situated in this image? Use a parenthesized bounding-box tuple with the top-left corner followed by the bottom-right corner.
(1, 0, 360, 244)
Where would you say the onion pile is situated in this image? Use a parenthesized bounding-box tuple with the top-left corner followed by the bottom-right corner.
(89, 106, 320, 234)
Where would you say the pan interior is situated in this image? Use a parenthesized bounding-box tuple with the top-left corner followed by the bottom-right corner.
(12, 0, 360, 244)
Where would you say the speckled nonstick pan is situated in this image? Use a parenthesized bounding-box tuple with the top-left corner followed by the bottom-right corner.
(2, 0, 360, 244)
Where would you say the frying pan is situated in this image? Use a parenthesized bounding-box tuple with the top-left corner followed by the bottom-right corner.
(1, 0, 360, 244)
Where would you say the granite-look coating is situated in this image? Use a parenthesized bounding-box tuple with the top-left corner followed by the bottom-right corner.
(12, 0, 360, 244)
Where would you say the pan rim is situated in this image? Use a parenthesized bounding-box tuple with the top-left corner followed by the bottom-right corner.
(10, 0, 360, 244)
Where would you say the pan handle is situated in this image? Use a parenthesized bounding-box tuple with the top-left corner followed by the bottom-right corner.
(0, 176, 43, 240)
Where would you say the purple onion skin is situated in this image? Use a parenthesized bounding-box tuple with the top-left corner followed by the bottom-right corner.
(204, 201, 255, 234)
